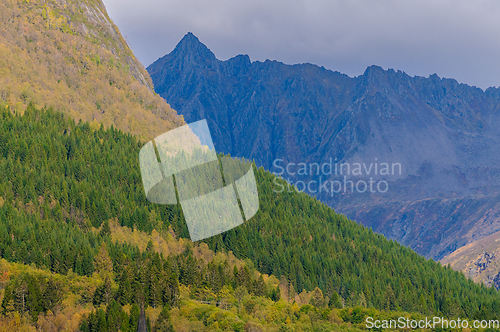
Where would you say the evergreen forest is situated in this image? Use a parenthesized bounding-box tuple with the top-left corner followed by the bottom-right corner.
(1, 104, 499, 331)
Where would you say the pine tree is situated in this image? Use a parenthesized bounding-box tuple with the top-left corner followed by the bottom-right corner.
(42, 277, 60, 313)
(93, 277, 112, 306)
(253, 275, 266, 297)
(153, 305, 174, 332)
(99, 220, 111, 238)
(310, 287, 325, 308)
(329, 291, 342, 309)
(93, 243, 113, 278)
(269, 285, 281, 302)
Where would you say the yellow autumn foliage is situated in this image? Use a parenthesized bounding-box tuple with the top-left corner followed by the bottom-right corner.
(0, 0, 184, 139)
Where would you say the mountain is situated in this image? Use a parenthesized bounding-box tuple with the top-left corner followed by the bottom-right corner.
(1, 0, 499, 327)
(2, 105, 500, 330)
(441, 230, 500, 290)
(147, 32, 500, 260)
(0, 0, 184, 139)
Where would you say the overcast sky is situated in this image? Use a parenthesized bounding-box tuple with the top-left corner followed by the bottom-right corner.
(102, 0, 500, 90)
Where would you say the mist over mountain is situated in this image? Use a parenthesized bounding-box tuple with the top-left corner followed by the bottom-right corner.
(148, 32, 500, 260)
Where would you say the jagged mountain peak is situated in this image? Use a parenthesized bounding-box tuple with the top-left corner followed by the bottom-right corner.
(178, 32, 202, 46)
(358, 65, 409, 86)
(362, 64, 386, 76)
(228, 54, 252, 65)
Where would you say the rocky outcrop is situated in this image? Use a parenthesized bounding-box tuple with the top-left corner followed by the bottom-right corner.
(467, 252, 495, 279)
(492, 272, 500, 290)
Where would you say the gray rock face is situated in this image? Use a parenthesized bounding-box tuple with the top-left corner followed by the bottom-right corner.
(147, 33, 500, 260)
(493, 271, 500, 290)
(468, 252, 495, 279)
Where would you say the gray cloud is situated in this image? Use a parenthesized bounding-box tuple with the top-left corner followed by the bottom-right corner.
(103, 0, 500, 89)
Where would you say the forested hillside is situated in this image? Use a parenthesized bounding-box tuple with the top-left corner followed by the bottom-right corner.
(0, 0, 184, 139)
(1, 105, 500, 331)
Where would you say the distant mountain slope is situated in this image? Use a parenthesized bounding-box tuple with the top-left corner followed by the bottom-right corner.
(441, 230, 500, 289)
(0, 0, 184, 138)
(147, 32, 500, 260)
